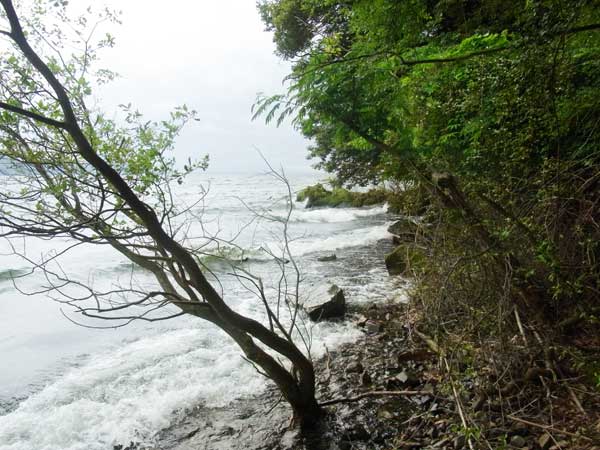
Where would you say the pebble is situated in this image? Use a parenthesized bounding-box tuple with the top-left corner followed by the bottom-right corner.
(510, 435, 526, 447)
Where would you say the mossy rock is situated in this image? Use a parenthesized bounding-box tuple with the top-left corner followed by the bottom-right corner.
(385, 244, 427, 276)
(384, 247, 408, 275)
(297, 183, 388, 209)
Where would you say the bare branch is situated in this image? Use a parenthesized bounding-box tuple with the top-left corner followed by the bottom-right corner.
(0, 101, 68, 129)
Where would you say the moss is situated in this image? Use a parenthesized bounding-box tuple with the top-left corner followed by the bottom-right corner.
(384, 246, 408, 275)
(297, 183, 389, 208)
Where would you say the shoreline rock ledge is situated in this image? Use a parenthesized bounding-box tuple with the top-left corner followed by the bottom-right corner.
(302, 284, 346, 321)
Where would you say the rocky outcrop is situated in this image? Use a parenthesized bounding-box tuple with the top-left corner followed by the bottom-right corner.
(387, 218, 419, 243)
(384, 243, 426, 276)
(297, 183, 388, 209)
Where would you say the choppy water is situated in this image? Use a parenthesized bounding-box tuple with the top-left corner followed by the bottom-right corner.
(0, 171, 401, 450)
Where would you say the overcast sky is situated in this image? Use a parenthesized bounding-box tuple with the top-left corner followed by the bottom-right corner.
(95, 0, 313, 174)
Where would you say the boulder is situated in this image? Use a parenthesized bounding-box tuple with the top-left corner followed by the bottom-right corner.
(304, 285, 346, 321)
(384, 243, 426, 276)
(384, 246, 408, 275)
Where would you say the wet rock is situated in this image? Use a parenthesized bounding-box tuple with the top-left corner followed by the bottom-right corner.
(345, 361, 364, 374)
(317, 254, 337, 262)
(113, 442, 140, 450)
(354, 314, 368, 327)
(384, 246, 408, 275)
(305, 285, 346, 321)
(384, 243, 426, 276)
(341, 424, 370, 442)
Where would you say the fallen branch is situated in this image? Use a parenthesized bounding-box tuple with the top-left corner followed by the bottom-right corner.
(507, 415, 593, 441)
(319, 390, 424, 407)
(413, 329, 442, 355)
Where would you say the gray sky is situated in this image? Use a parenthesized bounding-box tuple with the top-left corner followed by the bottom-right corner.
(96, 0, 313, 174)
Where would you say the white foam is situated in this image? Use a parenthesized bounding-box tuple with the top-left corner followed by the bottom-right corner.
(284, 224, 392, 256)
(0, 326, 264, 450)
(0, 309, 373, 450)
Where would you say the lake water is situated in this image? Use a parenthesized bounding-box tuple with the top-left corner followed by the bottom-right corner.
(0, 171, 402, 450)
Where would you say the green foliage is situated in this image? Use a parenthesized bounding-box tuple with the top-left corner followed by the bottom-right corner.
(296, 183, 388, 208)
(0, 0, 207, 241)
(258, 0, 600, 341)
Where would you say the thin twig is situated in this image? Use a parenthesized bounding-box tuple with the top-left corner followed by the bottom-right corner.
(444, 357, 474, 450)
(514, 307, 528, 346)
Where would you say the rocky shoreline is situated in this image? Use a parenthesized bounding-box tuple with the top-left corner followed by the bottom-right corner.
(146, 300, 598, 450)
(148, 301, 465, 450)
(153, 301, 427, 450)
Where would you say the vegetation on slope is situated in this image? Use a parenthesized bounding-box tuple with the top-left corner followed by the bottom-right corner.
(257, 0, 600, 445)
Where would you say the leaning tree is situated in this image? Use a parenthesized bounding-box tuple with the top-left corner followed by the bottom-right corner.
(0, 0, 321, 427)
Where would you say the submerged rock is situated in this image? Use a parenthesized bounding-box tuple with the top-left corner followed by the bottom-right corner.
(304, 285, 346, 321)
(317, 254, 337, 262)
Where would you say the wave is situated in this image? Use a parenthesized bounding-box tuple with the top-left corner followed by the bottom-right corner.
(270, 223, 392, 257)
(288, 204, 388, 223)
(0, 315, 364, 450)
(198, 202, 387, 225)
(0, 327, 265, 450)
